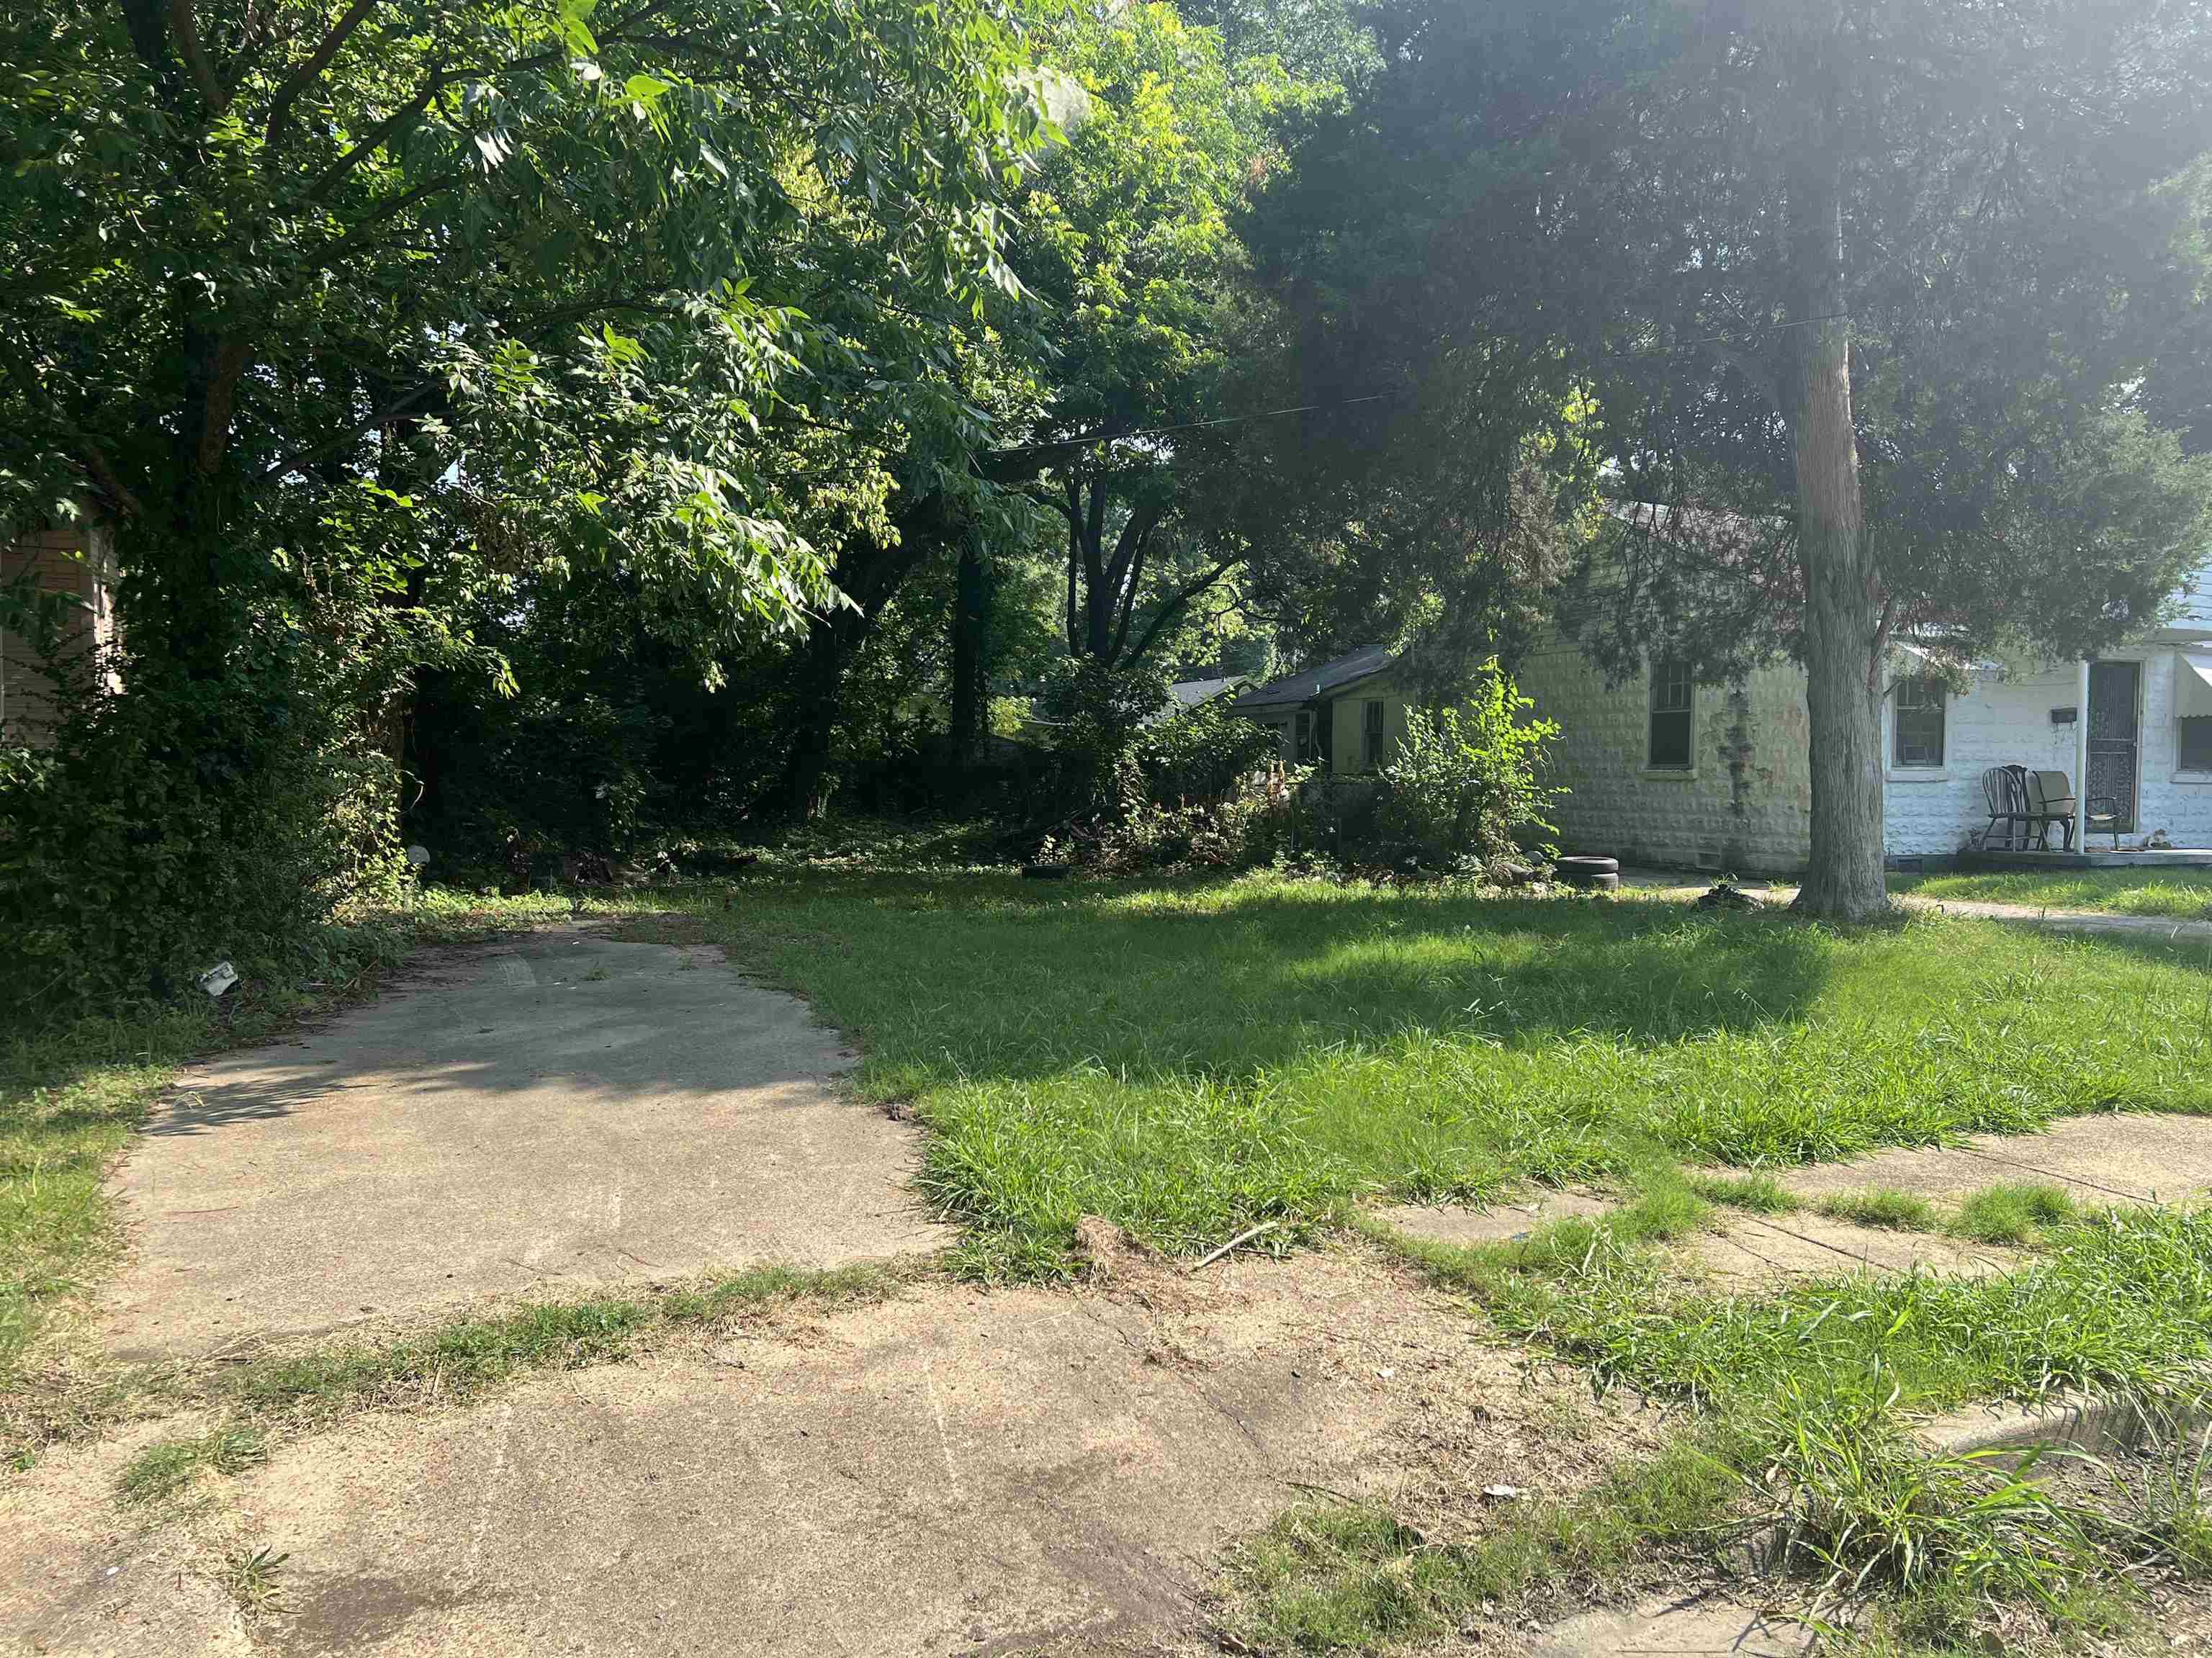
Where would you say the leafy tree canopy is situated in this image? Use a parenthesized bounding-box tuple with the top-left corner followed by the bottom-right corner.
(1, 0, 1050, 672)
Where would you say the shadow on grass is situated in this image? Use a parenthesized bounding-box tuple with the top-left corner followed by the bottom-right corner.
(716, 871, 1838, 1086)
(685, 869, 2212, 1274)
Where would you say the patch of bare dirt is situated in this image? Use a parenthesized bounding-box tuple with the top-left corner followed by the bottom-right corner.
(6, 1243, 1637, 1658)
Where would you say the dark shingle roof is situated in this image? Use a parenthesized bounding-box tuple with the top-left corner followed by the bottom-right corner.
(1228, 644, 1397, 711)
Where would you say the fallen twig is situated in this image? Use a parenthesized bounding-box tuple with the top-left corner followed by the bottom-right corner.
(1190, 1220, 1282, 1274)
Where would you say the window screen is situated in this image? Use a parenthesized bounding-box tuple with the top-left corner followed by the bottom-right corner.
(1362, 699, 1386, 770)
(1647, 659, 1693, 770)
(2182, 716, 2212, 774)
(1893, 675, 1946, 768)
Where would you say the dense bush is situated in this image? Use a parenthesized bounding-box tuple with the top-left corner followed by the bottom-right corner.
(1375, 665, 1560, 872)
(1048, 754, 1313, 873)
(1042, 691, 1307, 873)
(0, 626, 404, 1009)
(1133, 693, 1281, 805)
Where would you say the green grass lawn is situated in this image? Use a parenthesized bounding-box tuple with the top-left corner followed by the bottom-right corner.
(1897, 865, 2212, 918)
(691, 872, 2212, 1278)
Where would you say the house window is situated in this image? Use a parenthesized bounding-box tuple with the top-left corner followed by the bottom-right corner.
(1293, 710, 1317, 765)
(2182, 717, 2212, 774)
(1362, 699, 1386, 770)
(1647, 657, 1694, 771)
(1892, 675, 1946, 768)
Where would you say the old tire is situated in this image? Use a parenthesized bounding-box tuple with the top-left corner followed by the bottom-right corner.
(1556, 855, 1620, 890)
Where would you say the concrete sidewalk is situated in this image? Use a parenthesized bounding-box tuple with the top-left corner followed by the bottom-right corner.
(100, 926, 948, 1361)
(1621, 868, 2212, 940)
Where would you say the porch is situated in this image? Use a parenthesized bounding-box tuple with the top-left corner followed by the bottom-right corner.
(1959, 846, 2212, 871)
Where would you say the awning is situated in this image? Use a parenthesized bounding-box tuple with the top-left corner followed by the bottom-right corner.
(1890, 639, 2000, 677)
(2178, 652, 2212, 720)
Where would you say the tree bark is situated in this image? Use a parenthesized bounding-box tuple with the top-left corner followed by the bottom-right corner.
(781, 615, 859, 821)
(947, 535, 989, 774)
(1786, 146, 1888, 921)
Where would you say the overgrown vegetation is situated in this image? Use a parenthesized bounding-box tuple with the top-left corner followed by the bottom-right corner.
(1222, 1201, 2212, 1651)
(684, 872, 2212, 1278)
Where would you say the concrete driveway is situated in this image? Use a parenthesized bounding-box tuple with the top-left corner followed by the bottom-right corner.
(100, 926, 948, 1360)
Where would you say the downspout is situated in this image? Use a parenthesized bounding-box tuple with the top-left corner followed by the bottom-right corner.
(2074, 659, 2091, 854)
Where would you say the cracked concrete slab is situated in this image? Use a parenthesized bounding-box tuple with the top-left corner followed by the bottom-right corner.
(1377, 1191, 1614, 1250)
(1529, 1592, 1815, 1658)
(1773, 1112, 2212, 1210)
(9, 1251, 1631, 1658)
(99, 927, 948, 1361)
(1690, 1212, 2021, 1290)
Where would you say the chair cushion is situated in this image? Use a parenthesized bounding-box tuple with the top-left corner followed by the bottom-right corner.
(2026, 771, 2075, 815)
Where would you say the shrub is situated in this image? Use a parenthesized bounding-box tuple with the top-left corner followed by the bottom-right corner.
(1133, 694, 1279, 806)
(1376, 665, 1561, 872)
(1058, 754, 1312, 873)
(0, 622, 405, 1012)
(1037, 680, 1305, 875)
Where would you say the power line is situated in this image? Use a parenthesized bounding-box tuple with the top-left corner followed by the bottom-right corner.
(993, 392, 1396, 457)
(985, 310, 1852, 466)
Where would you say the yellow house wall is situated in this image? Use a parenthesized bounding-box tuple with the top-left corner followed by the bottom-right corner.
(1328, 675, 1411, 774)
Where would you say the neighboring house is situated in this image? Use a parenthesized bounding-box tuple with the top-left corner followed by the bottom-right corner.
(1233, 557, 2212, 873)
(1, 518, 118, 745)
(1226, 644, 1410, 773)
(1166, 675, 1241, 710)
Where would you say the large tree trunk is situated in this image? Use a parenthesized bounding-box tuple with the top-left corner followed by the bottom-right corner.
(1786, 148, 1888, 921)
(780, 614, 860, 821)
(947, 536, 989, 775)
(775, 495, 953, 819)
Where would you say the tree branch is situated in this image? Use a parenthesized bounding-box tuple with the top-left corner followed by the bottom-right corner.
(70, 435, 148, 520)
(302, 71, 446, 205)
(117, 0, 169, 78)
(1063, 474, 1083, 654)
(168, 0, 229, 114)
(1103, 497, 1163, 595)
(265, 0, 382, 150)
(196, 333, 252, 474)
(1125, 555, 1241, 666)
(1107, 519, 1156, 665)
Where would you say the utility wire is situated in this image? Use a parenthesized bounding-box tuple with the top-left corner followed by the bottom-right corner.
(993, 392, 1397, 458)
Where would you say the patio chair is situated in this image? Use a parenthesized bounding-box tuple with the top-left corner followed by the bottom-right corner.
(1979, 765, 2033, 851)
(2023, 770, 2123, 852)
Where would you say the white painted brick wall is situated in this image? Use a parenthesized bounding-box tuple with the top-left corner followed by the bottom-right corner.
(1882, 653, 2212, 855)
(1516, 633, 2212, 870)
(1515, 639, 1814, 873)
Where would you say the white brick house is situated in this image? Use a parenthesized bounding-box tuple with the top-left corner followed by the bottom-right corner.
(1233, 558, 2212, 874)
(1516, 559, 2212, 873)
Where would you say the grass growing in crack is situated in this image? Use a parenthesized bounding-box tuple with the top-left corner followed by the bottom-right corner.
(114, 1258, 923, 1502)
(683, 870, 2212, 1278)
(1813, 1187, 1941, 1232)
(1226, 1437, 1741, 1654)
(238, 1258, 914, 1420)
(1252, 1206, 2212, 1651)
(1687, 1171, 1802, 1214)
(1949, 1183, 2080, 1248)
(116, 1423, 269, 1505)
(218, 1544, 290, 1616)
